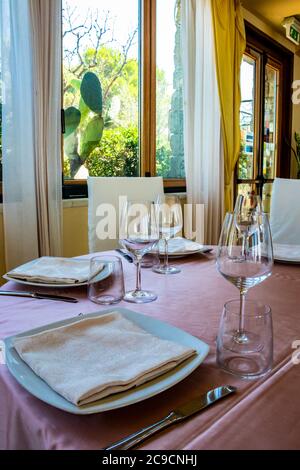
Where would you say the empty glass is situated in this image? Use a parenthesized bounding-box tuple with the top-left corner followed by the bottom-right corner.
(217, 300, 273, 378)
(217, 211, 273, 352)
(119, 200, 159, 303)
(153, 195, 183, 275)
(88, 255, 125, 305)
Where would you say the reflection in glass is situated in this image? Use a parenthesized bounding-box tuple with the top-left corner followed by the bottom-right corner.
(156, 0, 185, 179)
(263, 64, 279, 180)
(239, 54, 256, 180)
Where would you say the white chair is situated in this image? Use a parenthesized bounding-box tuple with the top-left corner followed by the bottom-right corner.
(270, 177, 300, 245)
(88, 176, 164, 252)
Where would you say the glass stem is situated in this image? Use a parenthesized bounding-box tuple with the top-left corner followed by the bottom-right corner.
(135, 259, 142, 292)
(163, 239, 169, 269)
(238, 289, 247, 336)
(242, 233, 247, 260)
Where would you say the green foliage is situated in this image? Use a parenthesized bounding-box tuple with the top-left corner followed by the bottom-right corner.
(156, 145, 172, 177)
(80, 72, 103, 115)
(86, 126, 139, 177)
(238, 143, 253, 179)
(65, 107, 81, 137)
(64, 71, 103, 177)
(80, 115, 104, 158)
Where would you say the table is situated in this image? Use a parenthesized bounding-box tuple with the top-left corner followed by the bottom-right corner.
(1, 251, 300, 450)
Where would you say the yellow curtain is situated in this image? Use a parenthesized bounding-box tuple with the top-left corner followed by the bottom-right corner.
(211, 0, 246, 212)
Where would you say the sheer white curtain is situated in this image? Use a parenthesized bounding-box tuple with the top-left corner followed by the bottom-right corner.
(181, 0, 224, 245)
(1, 0, 62, 270)
(2, 0, 39, 270)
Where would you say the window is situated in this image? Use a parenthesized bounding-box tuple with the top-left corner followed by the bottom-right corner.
(62, 0, 185, 198)
(0, 19, 2, 199)
(236, 22, 293, 212)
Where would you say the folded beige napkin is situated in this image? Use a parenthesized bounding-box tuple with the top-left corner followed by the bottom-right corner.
(157, 237, 204, 254)
(13, 312, 196, 406)
(7, 257, 92, 284)
(273, 243, 300, 261)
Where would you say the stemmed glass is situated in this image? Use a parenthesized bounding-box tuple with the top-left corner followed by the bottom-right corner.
(234, 193, 262, 260)
(119, 200, 159, 303)
(216, 208, 273, 351)
(152, 195, 183, 275)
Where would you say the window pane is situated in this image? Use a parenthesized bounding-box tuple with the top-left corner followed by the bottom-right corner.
(238, 54, 256, 180)
(0, 20, 2, 184)
(156, 0, 185, 179)
(62, 0, 139, 180)
(237, 183, 256, 200)
(263, 64, 279, 179)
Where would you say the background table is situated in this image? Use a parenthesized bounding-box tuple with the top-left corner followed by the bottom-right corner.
(1, 251, 300, 450)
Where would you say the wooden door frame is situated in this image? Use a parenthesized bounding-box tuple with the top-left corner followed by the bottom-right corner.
(235, 21, 294, 200)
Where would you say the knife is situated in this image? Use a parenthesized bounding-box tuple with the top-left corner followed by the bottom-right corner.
(115, 249, 134, 263)
(104, 385, 236, 450)
(0, 291, 78, 303)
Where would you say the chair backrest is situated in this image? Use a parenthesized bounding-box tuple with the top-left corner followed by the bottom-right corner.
(270, 177, 300, 245)
(88, 176, 164, 253)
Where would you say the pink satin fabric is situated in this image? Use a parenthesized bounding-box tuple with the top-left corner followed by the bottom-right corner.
(1, 251, 300, 450)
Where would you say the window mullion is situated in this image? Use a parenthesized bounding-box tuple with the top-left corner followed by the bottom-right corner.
(140, 0, 156, 177)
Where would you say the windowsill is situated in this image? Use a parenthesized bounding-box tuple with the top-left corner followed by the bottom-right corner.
(0, 193, 187, 214)
(63, 198, 88, 208)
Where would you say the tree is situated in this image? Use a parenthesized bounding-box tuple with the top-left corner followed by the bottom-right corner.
(168, 0, 185, 178)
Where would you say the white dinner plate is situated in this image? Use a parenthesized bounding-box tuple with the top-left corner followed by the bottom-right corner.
(273, 244, 300, 264)
(5, 307, 209, 414)
(3, 262, 112, 288)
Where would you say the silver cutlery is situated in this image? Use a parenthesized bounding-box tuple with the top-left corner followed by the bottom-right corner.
(104, 384, 236, 450)
(0, 291, 78, 303)
(115, 248, 134, 263)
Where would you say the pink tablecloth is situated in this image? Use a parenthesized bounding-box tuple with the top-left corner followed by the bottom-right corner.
(1, 251, 300, 450)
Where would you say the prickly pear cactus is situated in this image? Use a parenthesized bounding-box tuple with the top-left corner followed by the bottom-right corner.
(64, 72, 104, 177)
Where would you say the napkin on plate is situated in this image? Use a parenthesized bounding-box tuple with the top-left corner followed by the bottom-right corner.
(7, 256, 93, 284)
(13, 312, 196, 406)
(156, 237, 204, 254)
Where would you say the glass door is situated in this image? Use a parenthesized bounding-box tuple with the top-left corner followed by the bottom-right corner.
(235, 23, 293, 213)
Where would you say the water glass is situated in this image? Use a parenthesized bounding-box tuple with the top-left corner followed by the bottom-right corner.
(217, 299, 273, 378)
(88, 255, 125, 305)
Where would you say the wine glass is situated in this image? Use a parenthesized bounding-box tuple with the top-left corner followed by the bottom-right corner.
(216, 211, 273, 352)
(119, 200, 159, 303)
(152, 195, 183, 275)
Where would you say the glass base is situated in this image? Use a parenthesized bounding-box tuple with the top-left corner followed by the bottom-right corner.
(225, 330, 263, 354)
(152, 265, 181, 275)
(123, 290, 157, 304)
(217, 356, 271, 379)
(89, 295, 122, 305)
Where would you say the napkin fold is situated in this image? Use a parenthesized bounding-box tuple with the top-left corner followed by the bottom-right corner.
(157, 237, 204, 254)
(7, 257, 92, 284)
(13, 312, 196, 406)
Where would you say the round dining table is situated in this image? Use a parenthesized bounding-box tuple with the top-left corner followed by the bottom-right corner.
(0, 250, 300, 450)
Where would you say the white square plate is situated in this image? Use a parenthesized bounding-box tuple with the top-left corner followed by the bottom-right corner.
(5, 308, 209, 414)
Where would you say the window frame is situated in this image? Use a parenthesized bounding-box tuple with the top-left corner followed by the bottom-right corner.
(235, 21, 294, 200)
(62, 0, 186, 199)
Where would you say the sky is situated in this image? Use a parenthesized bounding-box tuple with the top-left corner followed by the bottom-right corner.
(63, 0, 176, 84)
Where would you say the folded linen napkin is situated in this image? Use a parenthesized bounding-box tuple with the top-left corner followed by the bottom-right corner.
(273, 243, 300, 261)
(13, 312, 196, 406)
(7, 257, 93, 284)
(156, 237, 204, 254)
